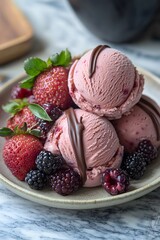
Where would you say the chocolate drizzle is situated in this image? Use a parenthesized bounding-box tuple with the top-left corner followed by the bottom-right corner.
(138, 95, 160, 141)
(65, 108, 87, 183)
(89, 45, 110, 78)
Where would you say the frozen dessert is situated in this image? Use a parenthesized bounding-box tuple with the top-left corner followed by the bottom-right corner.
(1, 47, 159, 197)
(68, 45, 144, 119)
(44, 108, 124, 187)
(113, 95, 160, 152)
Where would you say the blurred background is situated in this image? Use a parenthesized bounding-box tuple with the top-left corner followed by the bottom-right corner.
(1, 0, 160, 83)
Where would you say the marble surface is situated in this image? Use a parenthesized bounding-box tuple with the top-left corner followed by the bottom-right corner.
(0, 0, 160, 239)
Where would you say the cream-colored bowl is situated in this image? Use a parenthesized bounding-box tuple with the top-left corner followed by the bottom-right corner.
(0, 68, 159, 209)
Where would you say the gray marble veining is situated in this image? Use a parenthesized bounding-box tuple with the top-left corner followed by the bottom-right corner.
(0, 0, 160, 239)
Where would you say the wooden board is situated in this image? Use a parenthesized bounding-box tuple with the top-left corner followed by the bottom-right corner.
(0, 0, 33, 64)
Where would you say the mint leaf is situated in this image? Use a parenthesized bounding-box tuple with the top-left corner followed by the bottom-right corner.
(28, 104, 52, 121)
(20, 76, 35, 89)
(2, 99, 28, 115)
(29, 129, 41, 137)
(49, 49, 71, 67)
(0, 127, 14, 137)
(24, 57, 47, 76)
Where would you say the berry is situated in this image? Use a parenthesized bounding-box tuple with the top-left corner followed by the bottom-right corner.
(102, 169, 130, 195)
(33, 66, 72, 110)
(38, 105, 63, 139)
(137, 139, 158, 164)
(42, 104, 63, 120)
(49, 168, 82, 196)
(11, 84, 32, 99)
(121, 152, 147, 180)
(7, 106, 37, 130)
(3, 134, 43, 180)
(38, 119, 53, 139)
(25, 170, 47, 190)
(36, 150, 64, 175)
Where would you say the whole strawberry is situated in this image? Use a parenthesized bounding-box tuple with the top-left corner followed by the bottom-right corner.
(20, 49, 73, 110)
(33, 66, 71, 109)
(3, 134, 43, 180)
(7, 106, 37, 130)
(3, 99, 52, 131)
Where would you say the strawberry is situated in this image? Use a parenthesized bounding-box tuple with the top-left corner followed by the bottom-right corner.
(3, 134, 43, 180)
(7, 106, 37, 131)
(11, 84, 32, 99)
(20, 49, 73, 110)
(33, 67, 72, 109)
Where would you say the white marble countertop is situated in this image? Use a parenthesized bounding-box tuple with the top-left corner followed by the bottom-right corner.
(0, 0, 160, 239)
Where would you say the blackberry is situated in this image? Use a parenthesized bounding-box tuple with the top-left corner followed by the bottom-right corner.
(36, 150, 64, 175)
(49, 168, 82, 196)
(102, 168, 130, 195)
(42, 104, 63, 121)
(38, 119, 53, 139)
(25, 170, 47, 190)
(137, 139, 158, 164)
(121, 152, 147, 180)
(38, 105, 63, 139)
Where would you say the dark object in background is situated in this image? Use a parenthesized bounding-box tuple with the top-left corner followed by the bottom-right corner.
(68, 0, 160, 43)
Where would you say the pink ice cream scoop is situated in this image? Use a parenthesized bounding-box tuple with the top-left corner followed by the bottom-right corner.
(112, 95, 160, 152)
(44, 108, 123, 187)
(68, 45, 144, 119)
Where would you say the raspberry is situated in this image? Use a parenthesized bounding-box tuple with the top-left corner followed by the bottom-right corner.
(25, 170, 47, 190)
(102, 169, 130, 195)
(49, 168, 82, 195)
(121, 152, 147, 180)
(11, 84, 32, 99)
(36, 150, 64, 175)
(136, 139, 158, 164)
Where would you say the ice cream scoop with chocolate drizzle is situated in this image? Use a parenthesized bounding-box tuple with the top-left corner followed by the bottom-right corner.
(44, 108, 124, 187)
(68, 45, 144, 119)
(113, 95, 160, 152)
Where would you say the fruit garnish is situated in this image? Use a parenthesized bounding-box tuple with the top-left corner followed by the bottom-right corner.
(2, 99, 52, 121)
(3, 134, 43, 180)
(49, 168, 82, 196)
(35, 150, 64, 175)
(102, 168, 130, 195)
(136, 139, 158, 164)
(37, 104, 63, 140)
(25, 170, 47, 190)
(0, 123, 41, 138)
(20, 49, 72, 89)
(121, 152, 147, 180)
(11, 84, 32, 99)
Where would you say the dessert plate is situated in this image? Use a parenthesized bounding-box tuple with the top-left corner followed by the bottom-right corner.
(0, 68, 159, 209)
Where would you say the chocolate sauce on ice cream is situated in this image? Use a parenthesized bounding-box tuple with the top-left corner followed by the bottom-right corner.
(138, 95, 160, 141)
(65, 108, 87, 182)
(89, 45, 110, 78)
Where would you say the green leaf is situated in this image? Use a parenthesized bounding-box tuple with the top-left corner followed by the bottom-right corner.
(0, 127, 14, 137)
(2, 101, 19, 115)
(20, 76, 35, 89)
(2, 99, 29, 115)
(29, 129, 41, 137)
(28, 104, 52, 121)
(49, 49, 72, 67)
(24, 57, 47, 76)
